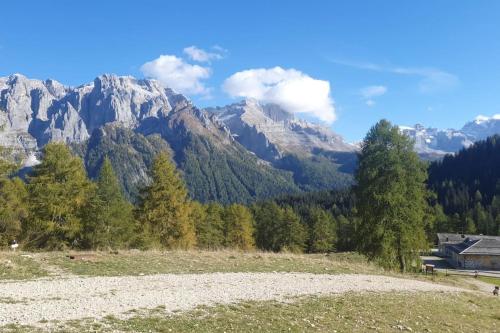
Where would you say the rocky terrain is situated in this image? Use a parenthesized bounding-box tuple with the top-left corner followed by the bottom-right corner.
(0, 73, 230, 155)
(206, 99, 355, 161)
(0, 272, 462, 326)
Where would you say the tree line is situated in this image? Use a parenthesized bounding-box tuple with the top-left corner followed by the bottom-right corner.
(0, 143, 351, 253)
(427, 135, 500, 236)
(0, 120, 440, 272)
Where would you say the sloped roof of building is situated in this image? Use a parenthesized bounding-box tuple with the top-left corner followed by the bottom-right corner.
(445, 236, 500, 256)
(447, 240, 475, 254)
(461, 238, 500, 256)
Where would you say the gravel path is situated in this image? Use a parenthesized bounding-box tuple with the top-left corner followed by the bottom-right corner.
(0, 273, 463, 326)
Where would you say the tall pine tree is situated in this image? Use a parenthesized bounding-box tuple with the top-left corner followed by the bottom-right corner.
(281, 206, 307, 253)
(83, 157, 136, 249)
(137, 152, 196, 249)
(223, 204, 255, 250)
(253, 202, 285, 252)
(0, 177, 28, 247)
(0, 148, 28, 247)
(308, 206, 336, 253)
(192, 202, 225, 249)
(355, 120, 428, 271)
(26, 143, 92, 249)
(253, 202, 306, 252)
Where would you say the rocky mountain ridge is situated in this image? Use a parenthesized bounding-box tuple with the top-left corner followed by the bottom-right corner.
(0, 73, 354, 203)
(205, 99, 356, 161)
(0, 74, 354, 158)
(399, 115, 500, 158)
(0, 73, 227, 151)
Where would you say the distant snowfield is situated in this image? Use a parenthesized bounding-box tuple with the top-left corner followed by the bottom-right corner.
(0, 272, 463, 326)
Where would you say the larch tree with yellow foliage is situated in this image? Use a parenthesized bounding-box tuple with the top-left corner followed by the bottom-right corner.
(137, 152, 196, 249)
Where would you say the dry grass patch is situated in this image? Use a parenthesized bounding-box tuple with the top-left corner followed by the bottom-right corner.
(0, 252, 48, 280)
(34, 250, 384, 277)
(117, 292, 498, 333)
(477, 275, 500, 287)
(403, 271, 486, 291)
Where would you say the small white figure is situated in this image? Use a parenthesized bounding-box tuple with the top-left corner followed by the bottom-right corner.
(10, 240, 19, 251)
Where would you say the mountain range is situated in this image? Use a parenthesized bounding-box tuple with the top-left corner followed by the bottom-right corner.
(3, 73, 499, 202)
(0, 74, 356, 203)
(399, 115, 500, 158)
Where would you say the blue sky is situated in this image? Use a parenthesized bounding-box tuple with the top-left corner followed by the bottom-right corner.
(1, 1, 499, 141)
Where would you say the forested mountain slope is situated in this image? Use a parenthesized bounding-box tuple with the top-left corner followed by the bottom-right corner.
(0, 74, 356, 203)
(428, 135, 500, 234)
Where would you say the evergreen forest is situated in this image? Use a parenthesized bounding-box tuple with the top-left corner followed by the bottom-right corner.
(2, 120, 499, 271)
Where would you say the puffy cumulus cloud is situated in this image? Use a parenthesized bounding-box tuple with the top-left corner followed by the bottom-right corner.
(140, 55, 211, 95)
(223, 67, 336, 123)
(183, 46, 224, 63)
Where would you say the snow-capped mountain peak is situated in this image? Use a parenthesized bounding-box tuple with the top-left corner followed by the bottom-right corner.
(400, 115, 500, 158)
(473, 114, 500, 125)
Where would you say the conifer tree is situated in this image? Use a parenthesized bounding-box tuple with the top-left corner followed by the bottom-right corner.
(26, 143, 92, 249)
(336, 214, 355, 251)
(83, 157, 135, 249)
(0, 148, 28, 247)
(281, 206, 307, 253)
(308, 206, 336, 252)
(465, 215, 477, 234)
(223, 204, 254, 250)
(253, 202, 285, 252)
(472, 201, 495, 235)
(137, 152, 196, 249)
(355, 120, 428, 271)
(253, 202, 306, 252)
(429, 203, 449, 233)
(193, 202, 225, 249)
(450, 213, 462, 233)
(0, 177, 28, 247)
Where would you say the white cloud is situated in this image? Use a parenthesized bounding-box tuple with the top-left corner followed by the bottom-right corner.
(223, 67, 336, 123)
(360, 85, 387, 107)
(415, 69, 459, 93)
(365, 99, 376, 107)
(212, 45, 228, 53)
(183, 45, 224, 63)
(360, 85, 387, 99)
(331, 59, 459, 93)
(140, 55, 211, 95)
